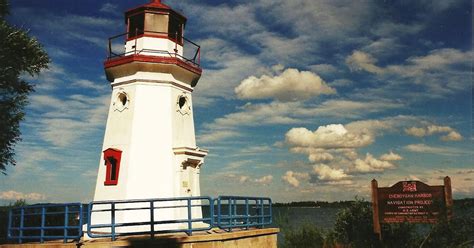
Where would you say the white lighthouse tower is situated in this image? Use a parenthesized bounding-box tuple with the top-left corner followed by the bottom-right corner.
(90, 0, 207, 231)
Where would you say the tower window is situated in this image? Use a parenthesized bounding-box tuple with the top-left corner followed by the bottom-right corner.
(128, 13, 144, 38)
(178, 96, 186, 109)
(103, 148, 122, 186)
(168, 16, 183, 44)
(118, 93, 128, 107)
(114, 91, 129, 112)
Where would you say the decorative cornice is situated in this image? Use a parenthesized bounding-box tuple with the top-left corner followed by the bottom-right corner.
(112, 79, 193, 92)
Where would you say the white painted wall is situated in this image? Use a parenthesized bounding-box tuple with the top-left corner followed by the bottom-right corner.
(125, 37, 183, 57)
(91, 70, 207, 233)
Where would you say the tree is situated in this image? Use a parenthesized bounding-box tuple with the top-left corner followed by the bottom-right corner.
(0, 0, 50, 174)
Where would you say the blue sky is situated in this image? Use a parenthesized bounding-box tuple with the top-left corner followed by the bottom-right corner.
(0, 0, 472, 204)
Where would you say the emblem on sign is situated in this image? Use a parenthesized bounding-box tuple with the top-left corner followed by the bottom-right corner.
(402, 182, 417, 192)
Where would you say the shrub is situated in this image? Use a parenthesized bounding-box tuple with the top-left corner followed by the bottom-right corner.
(281, 223, 325, 248)
(331, 199, 380, 248)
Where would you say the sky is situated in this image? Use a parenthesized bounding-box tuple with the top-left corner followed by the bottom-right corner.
(0, 0, 472, 204)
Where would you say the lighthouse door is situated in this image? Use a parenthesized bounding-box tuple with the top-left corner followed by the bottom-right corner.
(180, 164, 197, 197)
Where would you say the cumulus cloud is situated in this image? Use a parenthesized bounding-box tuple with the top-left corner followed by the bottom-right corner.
(0, 191, 46, 201)
(286, 124, 373, 150)
(346, 50, 384, 74)
(308, 152, 334, 163)
(353, 153, 396, 173)
(312, 164, 350, 181)
(380, 151, 403, 161)
(255, 175, 273, 185)
(405, 125, 462, 141)
(282, 171, 310, 187)
(441, 131, 463, 141)
(235, 68, 335, 101)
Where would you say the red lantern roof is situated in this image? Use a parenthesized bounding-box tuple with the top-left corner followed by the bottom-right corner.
(125, 0, 186, 22)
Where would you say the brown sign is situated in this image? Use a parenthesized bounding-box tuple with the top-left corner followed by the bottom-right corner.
(378, 181, 445, 223)
(371, 177, 453, 240)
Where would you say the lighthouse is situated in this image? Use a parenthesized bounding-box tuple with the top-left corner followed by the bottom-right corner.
(90, 0, 207, 231)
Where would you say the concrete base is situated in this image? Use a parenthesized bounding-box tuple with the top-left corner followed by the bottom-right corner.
(0, 228, 279, 248)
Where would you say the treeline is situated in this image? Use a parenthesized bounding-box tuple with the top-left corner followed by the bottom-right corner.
(274, 200, 361, 208)
(274, 198, 474, 208)
(278, 199, 474, 248)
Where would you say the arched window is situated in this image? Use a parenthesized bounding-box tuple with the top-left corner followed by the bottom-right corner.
(103, 148, 122, 186)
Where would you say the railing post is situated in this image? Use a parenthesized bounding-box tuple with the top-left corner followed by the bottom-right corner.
(187, 198, 192, 235)
(64, 205, 69, 243)
(269, 199, 273, 225)
(217, 197, 221, 228)
(198, 47, 201, 65)
(19, 208, 24, 243)
(245, 198, 249, 230)
(40, 207, 46, 243)
(87, 203, 93, 239)
(227, 198, 232, 231)
(78, 204, 84, 240)
(209, 197, 214, 228)
(260, 199, 264, 228)
(150, 201, 155, 238)
(111, 202, 116, 241)
(174, 31, 178, 55)
(7, 209, 13, 240)
(134, 28, 138, 55)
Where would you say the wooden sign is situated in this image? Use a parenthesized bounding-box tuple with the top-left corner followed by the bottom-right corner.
(371, 177, 453, 239)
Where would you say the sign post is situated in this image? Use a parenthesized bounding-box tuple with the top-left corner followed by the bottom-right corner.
(371, 179, 382, 240)
(371, 177, 453, 239)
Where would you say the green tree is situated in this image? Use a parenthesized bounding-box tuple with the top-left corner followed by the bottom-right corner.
(0, 0, 49, 174)
(331, 199, 380, 247)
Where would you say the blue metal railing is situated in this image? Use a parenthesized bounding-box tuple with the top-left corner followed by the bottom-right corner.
(87, 196, 213, 241)
(7, 196, 272, 243)
(7, 203, 83, 244)
(216, 196, 272, 231)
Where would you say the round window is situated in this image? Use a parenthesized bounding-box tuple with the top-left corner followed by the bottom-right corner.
(176, 94, 190, 115)
(113, 91, 129, 112)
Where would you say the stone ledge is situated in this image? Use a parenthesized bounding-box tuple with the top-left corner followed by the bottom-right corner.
(1, 228, 280, 248)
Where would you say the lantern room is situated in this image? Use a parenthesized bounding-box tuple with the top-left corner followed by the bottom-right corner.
(104, 0, 201, 86)
(123, 0, 186, 57)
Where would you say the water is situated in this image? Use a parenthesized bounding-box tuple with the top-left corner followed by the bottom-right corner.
(272, 207, 341, 230)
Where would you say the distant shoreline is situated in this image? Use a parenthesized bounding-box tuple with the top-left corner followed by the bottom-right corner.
(273, 197, 474, 208)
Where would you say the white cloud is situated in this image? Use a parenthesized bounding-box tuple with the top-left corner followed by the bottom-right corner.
(346, 50, 384, 74)
(235, 68, 335, 101)
(404, 143, 465, 155)
(313, 164, 350, 181)
(73, 79, 107, 91)
(405, 125, 463, 141)
(238, 145, 272, 155)
(441, 131, 463, 141)
(308, 152, 334, 163)
(380, 151, 403, 161)
(286, 124, 373, 150)
(29, 93, 109, 147)
(346, 48, 471, 96)
(353, 153, 396, 173)
(405, 127, 427, 137)
(99, 3, 119, 14)
(198, 130, 241, 143)
(282, 171, 310, 187)
(239, 176, 250, 183)
(0, 191, 46, 201)
(255, 175, 273, 185)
